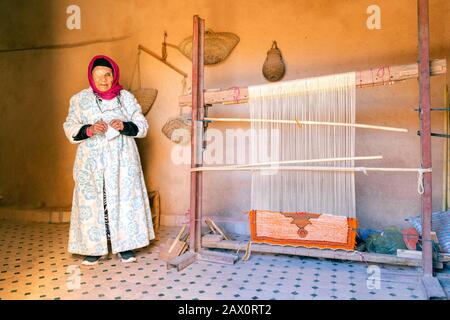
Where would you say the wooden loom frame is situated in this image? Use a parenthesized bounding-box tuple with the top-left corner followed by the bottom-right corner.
(185, 3, 447, 298)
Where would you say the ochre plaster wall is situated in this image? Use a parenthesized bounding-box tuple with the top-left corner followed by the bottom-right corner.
(1, 0, 449, 232)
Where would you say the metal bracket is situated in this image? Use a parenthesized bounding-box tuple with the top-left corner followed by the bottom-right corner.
(202, 104, 212, 149)
(417, 130, 450, 139)
(415, 107, 450, 112)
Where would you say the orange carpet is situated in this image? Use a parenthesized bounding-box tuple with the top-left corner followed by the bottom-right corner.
(249, 210, 357, 250)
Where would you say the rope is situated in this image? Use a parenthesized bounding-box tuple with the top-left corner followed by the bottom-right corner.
(242, 241, 252, 262)
(417, 168, 432, 195)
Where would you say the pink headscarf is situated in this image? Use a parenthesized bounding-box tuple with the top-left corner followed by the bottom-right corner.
(88, 55, 123, 100)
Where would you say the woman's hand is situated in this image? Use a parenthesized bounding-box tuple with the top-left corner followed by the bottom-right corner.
(91, 120, 108, 135)
(110, 119, 124, 131)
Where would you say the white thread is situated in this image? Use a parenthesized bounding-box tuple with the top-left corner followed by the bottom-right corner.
(249, 72, 356, 217)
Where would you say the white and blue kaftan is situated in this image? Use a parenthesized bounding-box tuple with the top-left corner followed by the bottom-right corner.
(63, 88, 154, 255)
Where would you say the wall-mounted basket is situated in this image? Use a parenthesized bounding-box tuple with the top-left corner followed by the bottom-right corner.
(177, 29, 240, 65)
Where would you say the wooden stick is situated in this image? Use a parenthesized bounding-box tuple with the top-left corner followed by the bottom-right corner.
(205, 218, 230, 240)
(192, 166, 433, 173)
(179, 59, 447, 107)
(192, 156, 383, 172)
(138, 44, 188, 78)
(168, 224, 187, 253)
(204, 117, 408, 133)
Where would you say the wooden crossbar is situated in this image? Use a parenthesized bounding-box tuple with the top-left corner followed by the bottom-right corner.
(179, 59, 446, 107)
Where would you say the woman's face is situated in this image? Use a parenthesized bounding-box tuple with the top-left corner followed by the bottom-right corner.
(92, 66, 113, 92)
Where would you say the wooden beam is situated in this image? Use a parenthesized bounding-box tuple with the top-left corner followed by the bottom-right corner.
(418, 0, 433, 279)
(167, 252, 197, 271)
(189, 15, 205, 255)
(191, 156, 383, 172)
(179, 59, 446, 107)
(202, 237, 424, 267)
(198, 249, 238, 265)
(138, 44, 188, 78)
(192, 166, 432, 174)
(421, 275, 447, 300)
(204, 117, 408, 132)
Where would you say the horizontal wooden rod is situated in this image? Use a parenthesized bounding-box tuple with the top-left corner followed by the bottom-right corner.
(191, 166, 432, 173)
(204, 117, 408, 133)
(202, 238, 422, 267)
(138, 44, 188, 78)
(179, 59, 446, 107)
(192, 156, 384, 172)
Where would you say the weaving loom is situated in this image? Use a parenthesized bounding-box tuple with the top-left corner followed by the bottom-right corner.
(248, 73, 358, 250)
(180, 17, 448, 294)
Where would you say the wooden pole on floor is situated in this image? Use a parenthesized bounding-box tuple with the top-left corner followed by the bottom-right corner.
(418, 0, 433, 279)
(418, 0, 447, 300)
(189, 15, 205, 254)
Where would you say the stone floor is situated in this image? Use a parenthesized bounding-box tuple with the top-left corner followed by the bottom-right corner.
(0, 220, 448, 300)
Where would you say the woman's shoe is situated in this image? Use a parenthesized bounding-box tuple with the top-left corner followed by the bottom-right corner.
(81, 255, 102, 266)
(118, 250, 136, 263)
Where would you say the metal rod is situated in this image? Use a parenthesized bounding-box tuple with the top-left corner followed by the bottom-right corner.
(417, 131, 450, 139)
(414, 108, 450, 111)
(418, 0, 433, 277)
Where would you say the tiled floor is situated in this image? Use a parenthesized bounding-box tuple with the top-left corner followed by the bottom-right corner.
(0, 220, 448, 300)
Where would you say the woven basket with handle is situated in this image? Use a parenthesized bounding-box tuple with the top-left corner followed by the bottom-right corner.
(129, 51, 158, 116)
(178, 29, 240, 65)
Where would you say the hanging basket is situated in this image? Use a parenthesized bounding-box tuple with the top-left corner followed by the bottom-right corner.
(178, 29, 240, 65)
(132, 88, 158, 116)
(262, 41, 286, 82)
(162, 116, 192, 144)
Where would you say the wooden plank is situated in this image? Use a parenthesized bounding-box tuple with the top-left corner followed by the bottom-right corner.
(205, 218, 231, 240)
(159, 225, 187, 261)
(204, 219, 217, 234)
(198, 249, 238, 265)
(159, 240, 186, 262)
(167, 252, 197, 271)
(202, 237, 423, 267)
(418, 0, 433, 278)
(179, 59, 447, 107)
(397, 249, 423, 259)
(202, 234, 224, 243)
(421, 275, 447, 300)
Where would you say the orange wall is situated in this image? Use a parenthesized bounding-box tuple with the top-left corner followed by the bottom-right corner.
(0, 0, 449, 231)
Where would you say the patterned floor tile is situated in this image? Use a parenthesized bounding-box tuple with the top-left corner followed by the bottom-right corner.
(0, 220, 445, 300)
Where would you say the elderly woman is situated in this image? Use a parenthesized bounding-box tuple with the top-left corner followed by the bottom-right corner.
(63, 55, 155, 265)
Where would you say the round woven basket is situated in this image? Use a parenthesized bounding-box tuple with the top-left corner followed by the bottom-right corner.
(178, 29, 240, 65)
(162, 116, 192, 144)
(262, 41, 286, 82)
(132, 88, 158, 116)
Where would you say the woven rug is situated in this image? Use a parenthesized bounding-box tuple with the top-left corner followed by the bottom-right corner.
(249, 210, 357, 250)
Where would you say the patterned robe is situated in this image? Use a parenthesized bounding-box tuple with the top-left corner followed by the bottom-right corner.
(63, 88, 154, 255)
